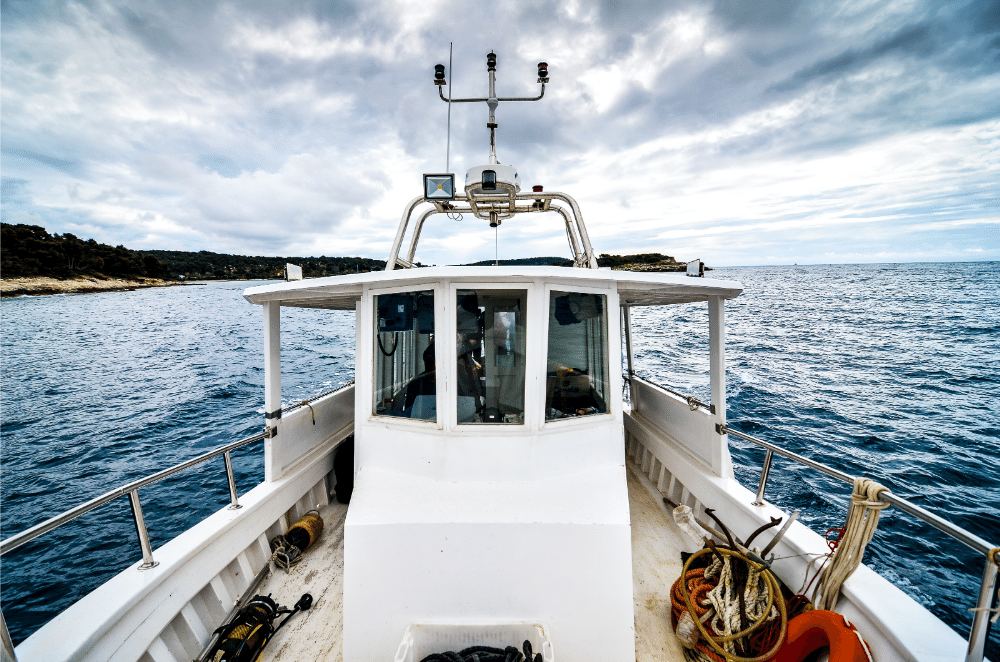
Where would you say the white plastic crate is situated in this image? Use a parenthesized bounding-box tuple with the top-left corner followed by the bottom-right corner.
(394, 622, 555, 662)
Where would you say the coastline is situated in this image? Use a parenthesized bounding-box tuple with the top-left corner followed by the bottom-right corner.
(0, 276, 182, 298)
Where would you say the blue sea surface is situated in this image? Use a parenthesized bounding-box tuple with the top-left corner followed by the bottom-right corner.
(1, 264, 998, 658)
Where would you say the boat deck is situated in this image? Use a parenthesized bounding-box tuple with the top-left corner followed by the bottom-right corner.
(255, 460, 688, 662)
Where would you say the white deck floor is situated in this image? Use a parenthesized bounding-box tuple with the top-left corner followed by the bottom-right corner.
(257, 460, 689, 662)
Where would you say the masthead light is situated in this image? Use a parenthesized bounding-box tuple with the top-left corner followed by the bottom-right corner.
(537, 62, 549, 83)
(434, 64, 446, 85)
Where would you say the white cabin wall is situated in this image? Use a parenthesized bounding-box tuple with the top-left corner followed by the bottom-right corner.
(346, 277, 633, 661)
(355, 279, 624, 481)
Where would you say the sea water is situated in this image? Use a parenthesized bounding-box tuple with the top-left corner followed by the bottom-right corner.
(1, 263, 998, 657)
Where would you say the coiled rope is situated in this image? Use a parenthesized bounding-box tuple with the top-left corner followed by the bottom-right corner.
(420, 639, 542, 662)
(672, 546, 789, 662)
(813, 478, 890, 611)
(268, 510, 324, 572)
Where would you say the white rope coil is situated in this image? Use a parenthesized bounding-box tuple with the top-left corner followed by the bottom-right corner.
(704, 555, 778, 656)
(813, 477, 890, 611)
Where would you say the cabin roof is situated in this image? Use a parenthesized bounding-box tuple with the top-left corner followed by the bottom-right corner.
(242, 266, 742, 310)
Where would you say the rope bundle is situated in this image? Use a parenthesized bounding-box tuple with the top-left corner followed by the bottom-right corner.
(671, 547, 788, 662)
(813, 478, 890, 611)
(269, 510, 324, 571)
(419, 640, 542, 662)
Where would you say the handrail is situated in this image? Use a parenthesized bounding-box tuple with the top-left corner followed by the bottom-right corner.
(2, 381, 357, 560)
(0, 431, 266, 558)
(628, 372, 713, 413)
(719, 423, 999, 662)
(276, 380, 356, 418)
(720, 424, 996, 555)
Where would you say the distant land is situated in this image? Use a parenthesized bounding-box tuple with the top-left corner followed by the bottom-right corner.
(1, 222, 697, 297)
(464, 253, 690, 271)
(139, 249, 385, 281)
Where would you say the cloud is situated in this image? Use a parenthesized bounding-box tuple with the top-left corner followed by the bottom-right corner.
(771, 23, 936, 92)
(1, 0, 997, 267)
(2, 148, 84, 177)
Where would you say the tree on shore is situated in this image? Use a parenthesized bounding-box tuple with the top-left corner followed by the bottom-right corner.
(1, 223, 170, 279)
(0, 223, 386, 281)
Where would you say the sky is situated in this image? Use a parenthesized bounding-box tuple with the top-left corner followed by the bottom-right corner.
(2, 0, 998, 267)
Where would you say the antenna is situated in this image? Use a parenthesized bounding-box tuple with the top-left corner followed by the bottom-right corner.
(446, 43, 453, 172)
(434, 52, 549, 165)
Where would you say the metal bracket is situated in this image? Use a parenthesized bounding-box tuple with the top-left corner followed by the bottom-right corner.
(264, 426, 278, 439)
(716, 423, 727, 435)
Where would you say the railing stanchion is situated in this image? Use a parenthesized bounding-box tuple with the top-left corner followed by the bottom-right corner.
(224, 450, 241, 510)
(1, 608, 18, 662)
(128, 490, 158, 570)
(753, 449, 773, 507)
(966, 554, 998, 662)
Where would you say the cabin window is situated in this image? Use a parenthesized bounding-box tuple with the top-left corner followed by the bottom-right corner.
(545, 291, 609, 420)
(372, 291, 436, 420)
(456, 289, 527, 424)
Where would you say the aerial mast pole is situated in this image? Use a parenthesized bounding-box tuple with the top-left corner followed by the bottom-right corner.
(436, 52, 548, 165)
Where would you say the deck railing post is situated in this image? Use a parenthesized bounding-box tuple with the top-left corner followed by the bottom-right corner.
(127, 490, 158, 570)
(622, 306, 635, 408)
(1, 608, 17, 662)
(966, 554, 998, 662)
(223, 450, 241, 510)
(753, 449, 774, 506)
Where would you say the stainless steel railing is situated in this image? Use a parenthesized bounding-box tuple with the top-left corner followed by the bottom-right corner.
(624, 372, 713, 413)
(720, 423, 999, 662)
(0, 431, 266, 566)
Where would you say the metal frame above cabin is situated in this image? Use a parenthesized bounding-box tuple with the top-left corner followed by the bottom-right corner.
(386, 192, 600, 271)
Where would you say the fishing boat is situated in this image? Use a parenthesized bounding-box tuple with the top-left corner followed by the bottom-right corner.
(2, 52, 996, 662)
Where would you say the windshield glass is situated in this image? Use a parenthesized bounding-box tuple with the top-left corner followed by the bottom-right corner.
(456, 289, 527, 424)
(545, 291, 609, 420)
(373, 290, 436, 420)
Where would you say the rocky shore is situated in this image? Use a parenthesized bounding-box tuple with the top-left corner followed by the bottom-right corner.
(1, 276, 180, 298)
(611, 260, 688, 272)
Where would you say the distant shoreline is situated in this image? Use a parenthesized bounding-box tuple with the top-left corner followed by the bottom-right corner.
(0, 276, 184, 298)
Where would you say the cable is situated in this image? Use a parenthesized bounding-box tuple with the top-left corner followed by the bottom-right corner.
(377, 332, 398, 356)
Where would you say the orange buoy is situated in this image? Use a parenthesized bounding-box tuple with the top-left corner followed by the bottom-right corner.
(773, 610, 873, 662)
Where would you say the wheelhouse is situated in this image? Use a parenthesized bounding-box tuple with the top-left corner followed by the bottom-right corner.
(243, 266, 742, 660)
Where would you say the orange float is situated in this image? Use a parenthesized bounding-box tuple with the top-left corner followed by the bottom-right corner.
(773, 610, 873, 662)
